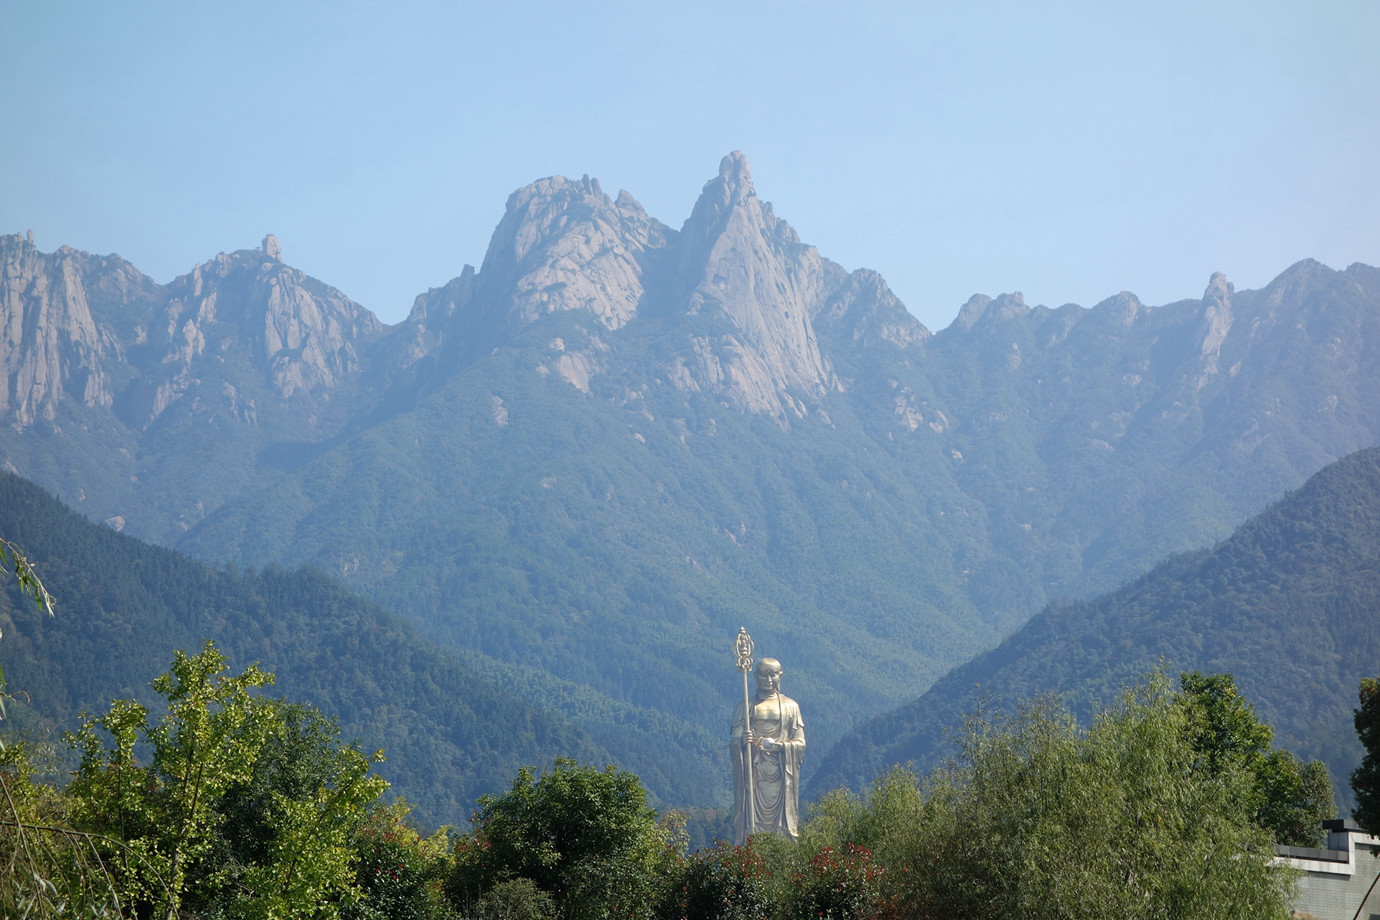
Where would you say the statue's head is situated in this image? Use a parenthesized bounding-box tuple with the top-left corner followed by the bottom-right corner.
(755, 658, 783, 696)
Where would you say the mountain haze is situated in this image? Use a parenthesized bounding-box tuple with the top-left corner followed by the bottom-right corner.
(809, 446, 1380, 807)
(3, 153, 1379, 802)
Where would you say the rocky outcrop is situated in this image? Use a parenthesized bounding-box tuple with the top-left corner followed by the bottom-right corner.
(0, 233, 155, 427)
(160, 247, 382, 402)
(952, 292, 1029, 331)
(1195, 272, 1235, 386)
(422, 152, 867, 419)
(818, 269, 930, 351)
(383, 267, 479, 379)
(1, 232, 385, 433)
(1092, 291, 1144, 327)
(674, 153, 837, 411)
(477, 175, 671, 333)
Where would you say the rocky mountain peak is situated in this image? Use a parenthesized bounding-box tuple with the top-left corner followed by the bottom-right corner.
(817, 269, 930, 351)
(0, 234, 151, 426)
(1092, 291, 1143, 327)
(1198, 272, 1234, 357)
(1263, 258, 1328, 309)
(138, 248, 382, 419)
(952, 292, 1028, 331)
(475, 174, 666, 333)
(692, 151, 756, 221)
(669, 152, 836, 417)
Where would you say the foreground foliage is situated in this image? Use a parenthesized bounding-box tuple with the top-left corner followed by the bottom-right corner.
(864, 676, 1295, 919)
(59, 642, 448, 919)
(447, 757, 680, 919)
(4, 654, 1355, 918)
(443, 674, 1300, 920)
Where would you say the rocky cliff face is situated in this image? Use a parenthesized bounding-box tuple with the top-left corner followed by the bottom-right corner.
(0, 233, 157, 427)
(476, 175, 670, 333)
(816, 268, 930, 352)
(669, 153, 841, 416)
(402, 152, 879, 420)
(0, 232, 383, 434)
(160, 241, 381, 401)
(4, 158, 1377, 557)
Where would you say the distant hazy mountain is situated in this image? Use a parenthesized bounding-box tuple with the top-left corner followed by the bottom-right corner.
(3, 153, 1379, 804)
(808, 446, 1380, 807)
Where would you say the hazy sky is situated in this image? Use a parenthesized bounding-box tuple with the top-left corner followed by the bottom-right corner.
(4, 1, 1377, 332)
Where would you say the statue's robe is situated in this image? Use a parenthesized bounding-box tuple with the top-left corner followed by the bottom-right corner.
(730, 691, 805, 843)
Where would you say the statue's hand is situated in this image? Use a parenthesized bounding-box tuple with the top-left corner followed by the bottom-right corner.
(744, 729, 755, 747)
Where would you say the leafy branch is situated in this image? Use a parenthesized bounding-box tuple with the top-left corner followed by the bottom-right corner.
(1, 536, 54, 618)
(1, 538, 55, 723)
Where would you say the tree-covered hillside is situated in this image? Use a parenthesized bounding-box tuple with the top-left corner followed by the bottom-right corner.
(809, 445, 1380, 808)
(0, 471, 625, 826)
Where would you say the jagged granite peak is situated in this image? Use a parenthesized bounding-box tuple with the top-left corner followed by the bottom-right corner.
(183, 246, 386, 386)
(1261, 258, 1329, 310)
(1091, 290, 1143, 327)
(672, 151, 838, 416)
(386, 265, 479, 376)
(475, 173, 672, 333)
(262, 233, 282, 262)
(681, 151, 758, 239)
(952, 292, 1028, 331)
(136, 247, 383, 419)
(817, 268, 930, 350)
(1198, 272, 1234, 361)
(0, 232, 155, 427)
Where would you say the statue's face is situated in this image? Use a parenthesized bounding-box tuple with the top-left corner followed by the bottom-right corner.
(755, 666, 782, 696)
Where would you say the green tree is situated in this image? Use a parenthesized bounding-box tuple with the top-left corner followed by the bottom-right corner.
(66, 641, 389, 918)
(0, 539, 105, 916)
(0, 740, 128, 917)
(810, 675, 1296, 920)
(213, 701, 390, 919)
(1178, 671, 1334, 845)
(448, 757, 681, 920)
(1352, 676, 1380, 834)
(346, 800, 453, 920)
(656, 839, 774, 920)
(67, 640, 276, 913)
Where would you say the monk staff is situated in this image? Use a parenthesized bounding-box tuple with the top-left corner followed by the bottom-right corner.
(735, 626, 756, 836)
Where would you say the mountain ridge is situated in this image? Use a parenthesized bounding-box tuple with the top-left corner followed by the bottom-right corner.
(4, 153, 1379, 807)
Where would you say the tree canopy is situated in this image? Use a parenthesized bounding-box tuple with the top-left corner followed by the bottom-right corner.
(64, 641, 393, 918)
(1353, 676, 1380, 835)
(1178, 671, 1334, 846)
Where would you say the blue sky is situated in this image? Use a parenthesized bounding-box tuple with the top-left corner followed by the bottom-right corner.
(3, 1, 1377, 332)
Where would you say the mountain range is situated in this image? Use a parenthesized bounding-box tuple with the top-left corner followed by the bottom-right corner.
(3, 152, 1379, 808)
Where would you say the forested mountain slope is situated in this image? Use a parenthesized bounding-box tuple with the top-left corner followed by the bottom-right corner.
(0, 471, 629, 826)
(808, 446, 1380, 807)
(4, 154, 1380, 806)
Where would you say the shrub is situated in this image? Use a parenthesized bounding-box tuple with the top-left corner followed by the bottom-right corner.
(659, 840, 774, 920)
